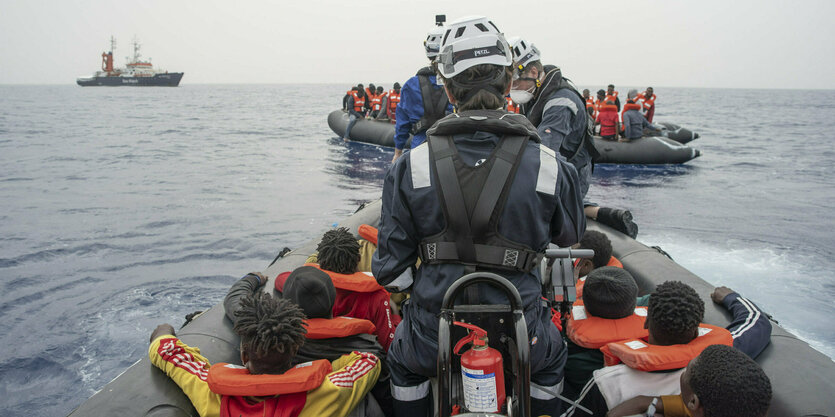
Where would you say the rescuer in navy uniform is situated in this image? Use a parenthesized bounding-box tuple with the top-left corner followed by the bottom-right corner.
(373, 16, 586, 417)
(391, 18, 454, 162)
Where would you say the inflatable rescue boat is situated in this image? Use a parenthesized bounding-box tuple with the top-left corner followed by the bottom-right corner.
(69, 200, 835, 416)
(328, 110, 701, 165)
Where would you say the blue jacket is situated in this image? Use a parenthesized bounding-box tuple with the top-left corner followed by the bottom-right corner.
(622, 109, 651, 139)
(723, 292, 773, 359)
(373, 114, 586, 315)
(537, 88, 591, 170)
(394, 74, 454, 150)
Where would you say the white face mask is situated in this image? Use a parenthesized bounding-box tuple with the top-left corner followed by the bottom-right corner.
(509, 89, 534, 104)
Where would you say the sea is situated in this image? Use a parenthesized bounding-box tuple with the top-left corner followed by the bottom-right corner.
(0, 84, 833, 416)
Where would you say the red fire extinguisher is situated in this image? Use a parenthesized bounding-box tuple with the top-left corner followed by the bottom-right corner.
(453, 321, 505, 413)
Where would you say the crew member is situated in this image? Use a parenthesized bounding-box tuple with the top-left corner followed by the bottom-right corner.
(621, 89, 657, 141)
(568, 281, 773, 416)
(387, 82, 401, 122)
(508, 37, 638, 238)
(605, 84, 621, 111)
(149, 292, 381, 417)
(636, 87, 656, 123)
(392, 23, 453, 162)
(373, 16, 586, 416)
(343, 86, 366, 142)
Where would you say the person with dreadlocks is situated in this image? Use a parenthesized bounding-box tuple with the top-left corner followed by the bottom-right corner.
(607, 344, 772, 417)
(149, 293, 381, 417)
(571, 230, 621, 299)
(300, 227, 401, 351)
(566, 281, 772, 416)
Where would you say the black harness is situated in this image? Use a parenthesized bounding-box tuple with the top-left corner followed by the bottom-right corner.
(418, 110, 544, 273)
(410, 66, 450, 135)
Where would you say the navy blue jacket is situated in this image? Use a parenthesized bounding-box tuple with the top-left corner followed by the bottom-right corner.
(373, 116, 586, 315)
(536, 88, 591, 170)
(393, 73, 453, 150)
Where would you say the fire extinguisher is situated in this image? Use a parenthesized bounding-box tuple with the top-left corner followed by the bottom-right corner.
(453, 321, 506, 413)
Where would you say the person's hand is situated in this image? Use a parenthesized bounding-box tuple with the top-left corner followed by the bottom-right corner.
(150, 323, 176, 343)
(712, 286, 735, 303)
(392, 148, 404, 163)
(606, 395, 655, 417)
(247, 272, 268, 288)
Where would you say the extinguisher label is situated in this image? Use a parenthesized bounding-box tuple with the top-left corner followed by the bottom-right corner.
(461, 366, 498, 412)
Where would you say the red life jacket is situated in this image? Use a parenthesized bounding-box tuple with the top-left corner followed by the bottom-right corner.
(208, 359, 331, 396)
(304, 317, 377, 339)
(505, 96, 520, 113)
(576, 256, 623, 298)
(605, 91, 619, 103)
(637, 93, 656, 122)
(304, 263, 383, 293)
(566, 300, 649, 349)
(371, 94, 384, 111)
(597, 104, 619, 135)
(352, 92, 365, 112)
(585, 97, 595, 109)
(388, 90, 401, 110)
(600, 324, 733, 371)
(358, 224, 378, 245)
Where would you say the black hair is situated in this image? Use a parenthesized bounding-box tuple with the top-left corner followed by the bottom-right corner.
(608, 84, 615, 88)
(583, 266, 638, 319)
(376, 86, 384, 92)
(233, 293, 306, 374)
(647, 281, 704, 345)
(394, 82, 401, 89)
(578, 230, 613, 268)
(597, 89, 605, 95)
(689, 345, 772, 417)
(317, 227, 360, 274)
(441, 64, 511, 112)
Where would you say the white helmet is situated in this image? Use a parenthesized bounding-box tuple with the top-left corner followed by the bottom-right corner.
(507, 36, 541, 74)
(435, 16, 513, 79)
(424, 25, 445, 59)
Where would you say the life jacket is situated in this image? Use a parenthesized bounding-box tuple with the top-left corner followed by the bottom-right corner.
(388, 89, 401, 110)
(575, 255, 624, 298)
(352, 91, 365, 112)
(418, 109, 546, 272)
(410, 66, 450, 135)
(370, 94, 383, 111)
(597, 104, 619, 134)
(605, 91, 618, 104)
(304, 317, 377, 339)
(207, 359, 331, 397)
(358, 224, 378, 245)
(585, 97, 595, 109)
(600, 324, 733, 371)
(521, 65, 599, 163)
(566, 300, 649, 349)
(637, 93, 656, 122)
(304, 263, 384, 293)
(620, 101, 643, 131)
(505, 96, 520, 113)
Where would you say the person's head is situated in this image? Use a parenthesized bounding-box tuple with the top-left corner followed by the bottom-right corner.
(393, 82, 401, 92)
(646, 86, 654, 96)
(352, 86, 358, 92)
(646, 280, 704, 345)
(607, 84, 615, 93)
(435, 16, 513, 112)
(424, 25, 446, 61)
(627, 89, 638, 102)
(283, 266, 336, 319)
(574, 230, 613, 277)
(597, 89, 605, 100)
(233, 293, 306, 375)
(317, 227, 360, 274)
(368, 83, 375, 92)
(681, 345, 772, 417)
(376, 86, 384, 94)
(583, 267, 638, 319)
(507, 36, 543, 104)
(357, 84, 364, 96)
(582, 88, 590, 98)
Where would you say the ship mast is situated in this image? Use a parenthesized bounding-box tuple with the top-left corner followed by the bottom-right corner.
(132, 36, 142, 64)
(110, 36, 117, 55)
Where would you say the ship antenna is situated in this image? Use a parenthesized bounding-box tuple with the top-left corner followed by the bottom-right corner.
(110, 36, 116, 54)
(132, 36, 141, 63)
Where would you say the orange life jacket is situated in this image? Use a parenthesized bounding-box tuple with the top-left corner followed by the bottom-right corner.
(352, 92, 365, 112)
(370, 94, 383, 111)
(358, 224, 378, 245)
(567, 301, 648, 349)
(576, 256, 623, 298)
(600, 324, 733, 371)
(585, 97, 595, 109)
(505, 96, 520, 113)
(304, 263, 384, 293)
(605, 91, 619, 103)
(304, 317, 377, 339)
(637, 93, 656, 111)
(207, 359, 331, 397)
(388, 90, 401, 110)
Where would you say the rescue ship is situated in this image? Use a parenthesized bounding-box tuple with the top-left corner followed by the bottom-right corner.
(76, 37, 183, 87)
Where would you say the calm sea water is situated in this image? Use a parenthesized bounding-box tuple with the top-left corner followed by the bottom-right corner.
(0, 84, 833, 416)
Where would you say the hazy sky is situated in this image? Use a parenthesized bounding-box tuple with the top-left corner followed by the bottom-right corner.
(2, 0, 833, 89)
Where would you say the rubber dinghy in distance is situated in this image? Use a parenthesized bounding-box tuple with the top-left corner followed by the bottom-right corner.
(68, 200, 835, 416)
